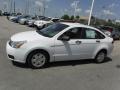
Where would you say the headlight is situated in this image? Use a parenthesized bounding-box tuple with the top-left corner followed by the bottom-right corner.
(9, 40, 27, 48)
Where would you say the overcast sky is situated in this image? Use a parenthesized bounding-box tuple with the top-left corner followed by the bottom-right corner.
(0, 0, 119, 19)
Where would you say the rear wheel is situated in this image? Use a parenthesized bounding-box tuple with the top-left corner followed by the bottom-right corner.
(94, 51, 106, 63)
(27, 50, 49, 69)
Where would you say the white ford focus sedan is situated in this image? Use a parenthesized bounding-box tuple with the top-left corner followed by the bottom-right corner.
(6, 23, 114, 68)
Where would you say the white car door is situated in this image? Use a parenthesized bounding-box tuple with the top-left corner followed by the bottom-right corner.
(79, 28, 106, 58)
(54, 27, 86, 61)
(54, 27, 105, 61)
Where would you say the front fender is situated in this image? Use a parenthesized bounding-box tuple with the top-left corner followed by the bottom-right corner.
(25, 47, 54, 62)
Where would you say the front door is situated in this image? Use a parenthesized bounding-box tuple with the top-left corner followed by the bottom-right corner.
(54, 27, 85, 61)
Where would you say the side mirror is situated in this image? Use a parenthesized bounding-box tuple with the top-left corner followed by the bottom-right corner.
(58, 35, 70, 41)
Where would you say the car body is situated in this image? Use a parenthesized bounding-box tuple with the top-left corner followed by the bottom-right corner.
(27, 19, 36, 27)
(12, 15, 23, 23)
(26, 16, 44, 27)
(6, 23, 114, 68)
(3, 12, 10, 16)
(34, 17, 60, 29)
(112, 30, 120, 40)
(98, 26, 120, 40)
(8, 15, 18, 21)
(18, 16, 31, 25)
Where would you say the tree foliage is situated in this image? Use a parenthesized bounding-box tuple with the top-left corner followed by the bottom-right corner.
(76, 16, 80, 19)
(61, 14, 70, 20)
(70, 15, 74, 20)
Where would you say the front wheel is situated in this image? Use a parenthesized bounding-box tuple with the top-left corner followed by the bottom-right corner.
(27, 51, 49, 69)
(94, 51, 106, 63)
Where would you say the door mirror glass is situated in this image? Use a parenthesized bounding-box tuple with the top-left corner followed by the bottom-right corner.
(58, 35, 70, 41)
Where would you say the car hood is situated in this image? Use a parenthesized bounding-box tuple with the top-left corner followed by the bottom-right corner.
(11, 31, 49, 42)
(35, 20, 50, 23)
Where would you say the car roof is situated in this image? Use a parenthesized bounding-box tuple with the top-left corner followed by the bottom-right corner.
(61, 22, 97, 30)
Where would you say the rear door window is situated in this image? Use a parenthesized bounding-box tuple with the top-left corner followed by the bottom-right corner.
(81, 28, 105, 39)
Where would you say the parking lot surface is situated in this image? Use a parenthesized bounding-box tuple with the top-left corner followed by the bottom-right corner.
(0, 16, 120, 90)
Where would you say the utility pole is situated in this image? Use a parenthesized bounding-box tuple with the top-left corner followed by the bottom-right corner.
(8, 0, 11, 13)
(25, 0, 29, 15)
(74, 1, 79, 18)
(43, 0, 46, 16)
(3, 3, 7, 12)
(71, 1, 80, 18)
(88, 0, 95, 25)
(13, 0, 15, 13)
(10, 0, 13, 13)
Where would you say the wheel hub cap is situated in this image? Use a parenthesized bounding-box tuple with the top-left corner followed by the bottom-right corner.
(97, 52, 105, 62)
(31, 53, 46, 67)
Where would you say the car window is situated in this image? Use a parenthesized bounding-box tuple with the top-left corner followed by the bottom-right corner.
(62, 27, 82, 39)
(82, 28, 105, 39)
(96, 31, 105, 39)
(44, 17, 51, 21)
(52, 19, 59, 22)
(37, 23, 69, 37)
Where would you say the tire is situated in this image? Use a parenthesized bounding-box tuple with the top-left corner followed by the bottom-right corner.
(42, 25, 46, 29)
(94, 51, 106, 63)
(27, 50, 49, 69)
(12, 61, 18, 65)
(118, 37, 120, 40)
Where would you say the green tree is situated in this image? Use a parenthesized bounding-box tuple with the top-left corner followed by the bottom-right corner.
(76, 16, 80, 19)
(70, 15, 74, 20)
(61, 14, 70, 20)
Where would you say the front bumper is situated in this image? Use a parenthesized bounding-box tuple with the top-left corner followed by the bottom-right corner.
(6, 42, 27, 63)
(34, 23, 44, 27)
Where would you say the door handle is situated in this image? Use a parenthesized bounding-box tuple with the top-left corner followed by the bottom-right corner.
(76, 41, 82, 45)
(96, 40, 100, 43)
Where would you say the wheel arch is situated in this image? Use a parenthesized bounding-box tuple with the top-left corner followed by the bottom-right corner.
(25, 48, 51, 63)
(95, 48, 108, 58)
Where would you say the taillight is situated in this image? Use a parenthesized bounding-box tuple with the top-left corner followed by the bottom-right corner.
(108, 29, 112, 33)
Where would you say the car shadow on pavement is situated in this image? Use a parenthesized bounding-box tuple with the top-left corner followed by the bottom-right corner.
(48, 57, 112, 68)
(12, 61, 29, 69)
(12, 57, 112, 69)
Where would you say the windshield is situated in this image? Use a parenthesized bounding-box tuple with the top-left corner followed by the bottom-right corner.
(37, 23, 69, 37)
(38, 16, 46, 20)
(44, 17, 51, 21)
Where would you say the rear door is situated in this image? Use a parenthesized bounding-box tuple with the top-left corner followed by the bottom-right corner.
(79, 28, 106, 58)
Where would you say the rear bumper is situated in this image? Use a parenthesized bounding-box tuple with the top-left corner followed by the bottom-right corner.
(107, 44, 114, 57)
(28, 22, 34, 26)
